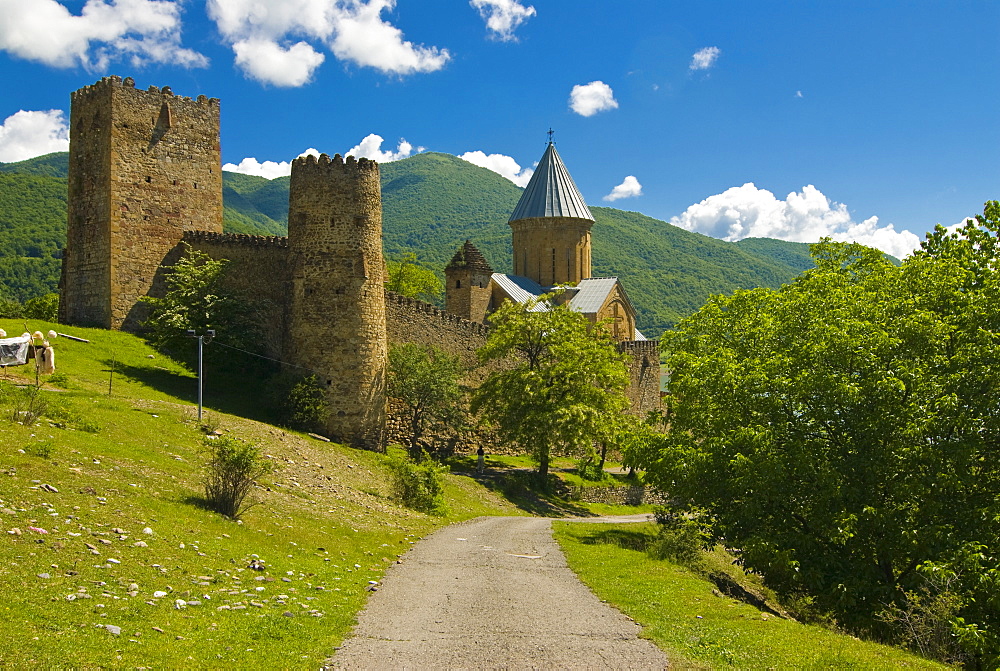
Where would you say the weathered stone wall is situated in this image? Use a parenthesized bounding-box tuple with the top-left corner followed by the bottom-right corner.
(182, 231, 291, 357)
(385, 291, 489, 372)
(286, 154, 386, 450)
(60, 75, 222, 330)
(620, 340, 661, 415)
(510, 216, 592, 286)
(571, 484, 670, 506)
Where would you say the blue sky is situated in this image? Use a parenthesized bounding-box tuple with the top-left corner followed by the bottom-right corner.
(0, 0, 997, 257)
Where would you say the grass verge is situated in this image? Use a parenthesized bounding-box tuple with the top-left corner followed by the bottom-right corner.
(553, 521, 946, 670)
(0, 319, 522, 667)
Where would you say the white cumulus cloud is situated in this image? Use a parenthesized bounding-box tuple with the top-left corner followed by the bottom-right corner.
(232, 39, 326, 88)
(207, 0, 450, 86)
(569, 81, 618, 117)
(603, 175, 642, 202)
(0, 0, 207, 71)
(470, 0, 536, 41)
(459, 150, 533, 187)
(0, 110, 70, 163)
(223, 148, 320, 178)
(690, 46, 720, 71)
(345, 134, 413, 162)
(670, 183, 922, 259)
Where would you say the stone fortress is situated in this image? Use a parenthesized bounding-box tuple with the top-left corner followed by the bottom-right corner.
(58, 76, 659, 450)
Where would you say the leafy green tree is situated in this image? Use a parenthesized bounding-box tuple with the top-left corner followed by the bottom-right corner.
(637, 205, 1000, 662)
(385, 252, 443, 304)
(388, 343, 465, 457)
(471, 292, 630, 481)
(23, 292, 58, 321)
(141, 244, 259, 360)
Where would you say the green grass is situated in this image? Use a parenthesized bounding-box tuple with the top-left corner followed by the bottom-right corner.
(0, 318, 521, 667)
(553, 521, 945, 670)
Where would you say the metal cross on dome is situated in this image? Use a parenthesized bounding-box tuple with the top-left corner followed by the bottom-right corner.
(547, 128, 555, 144)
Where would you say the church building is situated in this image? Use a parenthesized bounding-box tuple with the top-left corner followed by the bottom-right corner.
(444, 140, 645, 342)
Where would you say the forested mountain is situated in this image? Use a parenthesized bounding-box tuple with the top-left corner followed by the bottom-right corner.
(0, 151, 815, 337)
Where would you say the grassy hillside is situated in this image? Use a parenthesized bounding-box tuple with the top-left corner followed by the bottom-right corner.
(554, 522, 943, 669)
(0, 151, 818, 337)
(0, 317, 522, 667)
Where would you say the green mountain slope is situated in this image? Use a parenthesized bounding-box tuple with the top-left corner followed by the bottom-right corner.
(0, 171, 66, 301)
(734, 237, 815, 273)
(0, 151, 816, 337)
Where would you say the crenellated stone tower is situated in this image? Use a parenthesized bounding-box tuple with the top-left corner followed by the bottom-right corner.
(286, 153, 387, 450)
(445, 240, 494, 323)
(509, 141, 594, 286)
(59, 75, 222, 329)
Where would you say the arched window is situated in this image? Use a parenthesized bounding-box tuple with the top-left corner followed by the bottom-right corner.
(456, 280, 462, 288)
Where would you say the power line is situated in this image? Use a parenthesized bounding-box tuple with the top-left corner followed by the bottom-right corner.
(211, 340, 328, 379)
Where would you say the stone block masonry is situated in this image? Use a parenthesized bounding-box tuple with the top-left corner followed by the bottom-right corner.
(181, 231, 291, 357)
(60, 75, 222, 330)
(619, 340, 661, 415)
(286, 153, 387, 451)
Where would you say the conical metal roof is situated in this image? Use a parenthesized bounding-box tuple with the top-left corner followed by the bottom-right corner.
(509, 143, 594, 223)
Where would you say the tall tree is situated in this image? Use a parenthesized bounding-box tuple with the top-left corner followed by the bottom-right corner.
(388, 343, 465, 457)
(636, 204, 1000, 663)
(471, 292, 630, 481)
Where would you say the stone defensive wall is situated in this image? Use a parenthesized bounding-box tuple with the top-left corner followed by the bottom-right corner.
(618, 339, 662, 414)
(180, 231, 291, 357)
(385, 290, 490, 374)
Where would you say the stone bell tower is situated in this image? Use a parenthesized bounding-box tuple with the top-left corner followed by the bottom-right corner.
(508, 141, 594, 287)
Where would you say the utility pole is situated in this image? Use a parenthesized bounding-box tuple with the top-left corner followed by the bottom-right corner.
(185, 329, 215, 421)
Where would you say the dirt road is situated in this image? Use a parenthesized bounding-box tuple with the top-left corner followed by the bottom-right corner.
(327, 515, 668, 670)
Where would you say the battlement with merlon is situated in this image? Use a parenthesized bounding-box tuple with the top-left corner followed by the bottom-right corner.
(386, 291, 491, 337)
(71, 75, 219, 106)
(183, 231, 289, 249)
(292, 153, 379, 179)
(618, 340, 660, 356)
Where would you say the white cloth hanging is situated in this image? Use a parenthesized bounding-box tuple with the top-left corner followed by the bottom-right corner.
(0, 335, 30, 367)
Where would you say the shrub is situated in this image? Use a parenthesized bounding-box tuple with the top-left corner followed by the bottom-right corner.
(268, 372, 328, 432)
(284, 374, 328, 432)
(386, 451, 448, 515)
(24, 440, 54, 459)
(575, 455, 610, 482)
(46, 372, 71, 388)
(203, 436, 271, 519)
(648, 507, 712, 569)
(4, 385, 48, 426)
(78, 419, 101, 434)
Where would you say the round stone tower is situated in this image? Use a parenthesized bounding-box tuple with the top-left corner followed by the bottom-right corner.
(509, 141, 594, 286)
(286, 153, 386, 450)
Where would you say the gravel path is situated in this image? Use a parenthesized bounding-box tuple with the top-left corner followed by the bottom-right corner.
(327, 515, 668, 670)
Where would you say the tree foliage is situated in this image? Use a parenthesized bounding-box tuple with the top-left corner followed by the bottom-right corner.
(636, 203, 1000, 663)
(384, 252, 443, 304)
(388, 343, 465, 457)
(472, 293, 630, 480)
(141, 244, 260, 361)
